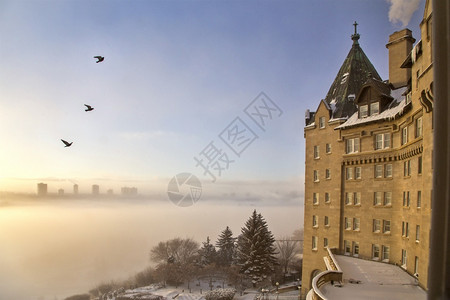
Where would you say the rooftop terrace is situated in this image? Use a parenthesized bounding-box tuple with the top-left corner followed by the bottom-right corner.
(318, 255, 426, 300)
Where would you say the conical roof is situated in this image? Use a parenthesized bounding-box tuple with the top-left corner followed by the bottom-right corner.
(324, 23, 382, 119)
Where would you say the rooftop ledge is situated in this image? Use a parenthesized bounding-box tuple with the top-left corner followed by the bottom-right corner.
(307, 248, 426, 300)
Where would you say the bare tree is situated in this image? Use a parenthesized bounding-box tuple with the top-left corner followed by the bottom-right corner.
(276, 237, 299, 274)
(150, 237, 199, 266)
(150, 237, 199, 286)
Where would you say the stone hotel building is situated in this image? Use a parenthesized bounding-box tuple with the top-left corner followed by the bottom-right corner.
(301, 0, 433, 297)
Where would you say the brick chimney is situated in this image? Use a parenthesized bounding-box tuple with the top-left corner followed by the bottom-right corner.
(386, 29, 415, 89)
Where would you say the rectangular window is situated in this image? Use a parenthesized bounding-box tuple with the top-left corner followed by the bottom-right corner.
(325, 192, 330, 203)
(319, 117, 325, 129)
(418, 156, 423, 174)
(314, 170, 319, 182)
(375, 133, 390, 150)
(345, 217, 352, 230)
(375, 165, 383, 178)
(312, 236, 318, 250)
(415, 256, 419, 275)
(346, 167, 353, 180)
(416, 225, 420, 241)
(403, 191, 410, 207)
(382, 245, 390, 261)
(374, 192, 382, 206)
(326, 143, 331, 153)
(355, 167, 361, 179)
(354, 192, 361, 205)
(325, 169, 331, 179)
(401, 249, 407, 267)
(402, 126, 408, 145)
(360, 105, 368, 118)
(383, 220, 391, 233)
(313, 193, 319, 205)
(324, 216, 329, 226)
(373, 219, 381, 232)
(346, 138, 360, 154)
(353, 218, 360, 231)
(344, 240, 351, 254)
(385, 164, 393, 178)
(417, 191, 422, 208)
(312, 215, 318, 227)
(415, 117, 423, 138)
(373, 244, 380, 260)
(384, 192, 392, 206)
(314, 145, 319, 159)
(345, 192, 353, 205)
(404, 160, 411, 176)
(370, 102, 379, 115)
(353, 241, 360, 256)
(402, 222, 409, 237)
(324, 238, 328, 248)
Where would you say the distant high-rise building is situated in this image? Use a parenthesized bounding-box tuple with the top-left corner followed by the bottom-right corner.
(107, 189, 114, 195)
(121, 187, 138, 196)
(58, 189, 64, 195)
(92, 184, 99, 195)
(73, 184, 79, 195)
(37, 183, 47, 196)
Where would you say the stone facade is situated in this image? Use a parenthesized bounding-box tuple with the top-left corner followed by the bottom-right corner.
(301, 1, 433, 297)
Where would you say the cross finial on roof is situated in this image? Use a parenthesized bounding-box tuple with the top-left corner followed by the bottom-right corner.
(351, 21, 360, 44)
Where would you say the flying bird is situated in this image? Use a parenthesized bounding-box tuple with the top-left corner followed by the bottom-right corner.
(94, 56, 104, 63)
(61, 139, 73, 147)
(84, 104, 94, 112)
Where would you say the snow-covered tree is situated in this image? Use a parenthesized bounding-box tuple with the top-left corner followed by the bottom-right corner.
(215, 226, 236, 267)
(236, 210, 277, 285)
(198, 236, 217, 266)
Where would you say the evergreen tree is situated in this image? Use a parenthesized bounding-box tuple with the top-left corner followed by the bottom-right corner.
(198, 236, 217, 266)
(236, 210, 277, 285)
(216, 226, 236, 266)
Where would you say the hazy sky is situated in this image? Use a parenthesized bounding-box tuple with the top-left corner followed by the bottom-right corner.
(0, 0, 425, 196)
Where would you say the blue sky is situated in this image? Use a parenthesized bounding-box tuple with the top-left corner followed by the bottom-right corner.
(0, 0, 425, 197)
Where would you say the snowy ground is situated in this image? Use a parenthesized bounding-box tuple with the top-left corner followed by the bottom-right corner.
(94, 279, 301, 300)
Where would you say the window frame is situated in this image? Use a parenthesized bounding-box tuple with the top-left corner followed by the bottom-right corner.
(402, 126, 408, 145)
(360, 105, 368, 118)
(373, 219, 381, 232)
(313, 145, 320, 159)
(415, 117, 423, 138)
(370, 102, 380, 116)
(383, 220, 391, 233)
(319, 117, 326, 129)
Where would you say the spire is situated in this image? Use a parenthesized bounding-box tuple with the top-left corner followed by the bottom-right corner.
(323, 22, 382, 119)
(352, 21, 360, 44)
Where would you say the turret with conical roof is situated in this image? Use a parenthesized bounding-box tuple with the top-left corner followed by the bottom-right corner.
(324, 22, 382, 120)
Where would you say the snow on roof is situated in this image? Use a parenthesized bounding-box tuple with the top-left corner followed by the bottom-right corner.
(335, 87, 408, 130)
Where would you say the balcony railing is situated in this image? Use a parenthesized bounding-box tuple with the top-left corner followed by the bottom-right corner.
(307, 247, 343, 300)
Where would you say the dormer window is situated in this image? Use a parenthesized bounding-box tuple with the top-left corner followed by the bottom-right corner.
(360, 105, 368, 118)
(370, 102, 379, 115)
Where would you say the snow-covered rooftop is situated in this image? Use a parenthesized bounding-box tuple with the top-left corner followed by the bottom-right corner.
(335, 86, 409, 130)
(319, 255, 426, 300)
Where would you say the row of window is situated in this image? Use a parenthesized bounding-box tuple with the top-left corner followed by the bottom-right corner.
(342, 118, 423, 154)
(312, 190, 423, 207)
(313, 157, 422, 182)
(312, 215, 420, 242)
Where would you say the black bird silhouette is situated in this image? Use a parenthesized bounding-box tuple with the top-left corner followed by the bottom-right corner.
(84, 104, 94, 112)
(61, 139, 73, 147)
(94, 56, 104, 63)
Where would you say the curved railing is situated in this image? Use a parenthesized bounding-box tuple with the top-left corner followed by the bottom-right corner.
(307, 247, 343, 300)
